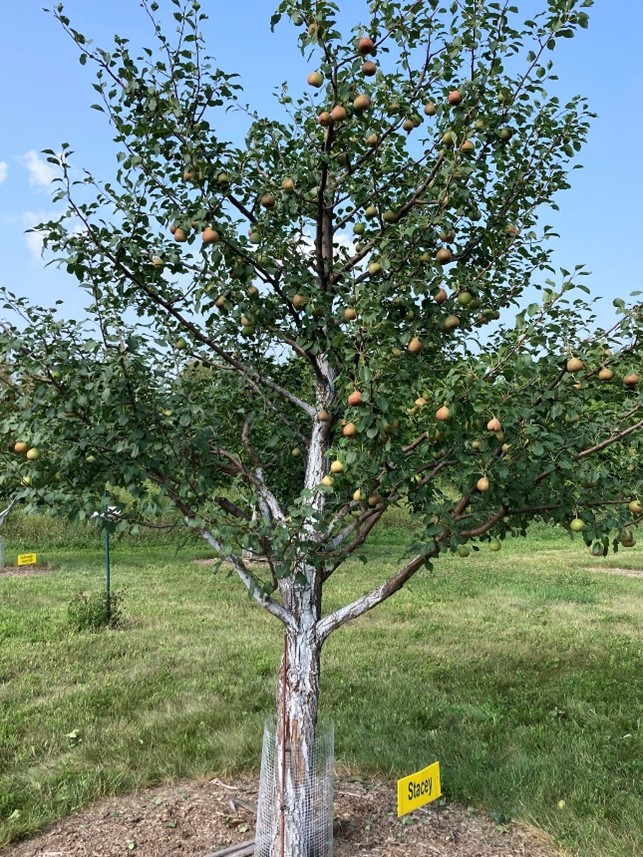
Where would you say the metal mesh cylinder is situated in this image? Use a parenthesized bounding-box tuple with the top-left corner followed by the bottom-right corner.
(255, 718, 334, 857)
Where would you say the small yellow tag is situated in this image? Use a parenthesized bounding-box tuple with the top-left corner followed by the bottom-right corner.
(397, 761, 441, 816)
(17, 553, 37, 566)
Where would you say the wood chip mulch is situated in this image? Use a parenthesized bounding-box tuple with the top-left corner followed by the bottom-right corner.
(0, 775, 567, 857)
(586, 565, 643, 578)
(0, 565, 57, 577)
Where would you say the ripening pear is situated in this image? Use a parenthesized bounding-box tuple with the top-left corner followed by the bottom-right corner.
(353, 94, 371, 112)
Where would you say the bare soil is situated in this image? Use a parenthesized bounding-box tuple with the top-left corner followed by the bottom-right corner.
(0, 775, 566, 857)
(586, 565, 643, 578)
(0, 565, 58, 577)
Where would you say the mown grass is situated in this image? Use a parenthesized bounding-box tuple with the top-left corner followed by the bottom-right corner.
(0, 512, 641, 856)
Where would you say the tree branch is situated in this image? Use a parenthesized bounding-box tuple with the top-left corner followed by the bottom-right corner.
(317, 547, 437, 642)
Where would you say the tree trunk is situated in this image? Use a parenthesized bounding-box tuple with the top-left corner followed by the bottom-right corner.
(257, 356, 335, 857)
(256, 565, 330, 857)
(274, 623, 323, 857)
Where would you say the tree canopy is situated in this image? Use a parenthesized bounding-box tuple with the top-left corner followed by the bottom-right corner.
(0, 1, 641, 852)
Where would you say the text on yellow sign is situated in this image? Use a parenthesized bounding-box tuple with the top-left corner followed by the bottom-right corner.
(397, 761, 441, 816)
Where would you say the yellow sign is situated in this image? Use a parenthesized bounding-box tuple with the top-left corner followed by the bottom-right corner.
(17, 553, 37, 567)
(397, 761, 441, 816)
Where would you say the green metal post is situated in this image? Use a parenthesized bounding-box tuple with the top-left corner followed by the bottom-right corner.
(104, 526, 111, 622)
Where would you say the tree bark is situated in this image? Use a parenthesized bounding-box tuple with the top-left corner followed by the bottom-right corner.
(255, 565, 327, 857)
(257, 356, 335, 857)
(270, 619, 323, 857)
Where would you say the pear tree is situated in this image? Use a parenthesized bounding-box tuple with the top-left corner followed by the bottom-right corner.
(1, 1, 642, 854)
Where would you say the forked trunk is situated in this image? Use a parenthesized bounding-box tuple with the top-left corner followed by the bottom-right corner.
(255, 359, 335, 856)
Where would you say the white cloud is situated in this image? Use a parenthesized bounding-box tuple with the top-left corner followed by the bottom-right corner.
(19, 150, 59, 190)
(25, 231, 45, 262)
(334, 230, 357, 254)
(22, 209, 84, 264)
(298, 229, 357, 257)
(0, 162, 8, 184)
(22, 210, 55, 263)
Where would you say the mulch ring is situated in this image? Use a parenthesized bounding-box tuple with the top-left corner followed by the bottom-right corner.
(0, 564, 58, 578)
(0, 774, 567, 857)
(586, 565, 643, 578)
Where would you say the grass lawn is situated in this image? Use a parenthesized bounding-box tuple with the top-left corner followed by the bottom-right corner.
(0, 514, 641, 856)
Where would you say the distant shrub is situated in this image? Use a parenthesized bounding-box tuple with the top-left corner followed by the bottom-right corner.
(1, 507, 188, 551)
(2, 507, 98, 548)
(67, 590, 123, 632)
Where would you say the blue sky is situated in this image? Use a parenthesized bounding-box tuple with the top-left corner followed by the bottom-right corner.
(1, 1, 641, 320)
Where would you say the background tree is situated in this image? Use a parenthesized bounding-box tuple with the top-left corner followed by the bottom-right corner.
(1, 0, 642, 853)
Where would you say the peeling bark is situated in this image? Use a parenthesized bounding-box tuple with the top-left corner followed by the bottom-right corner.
(269, 620, 323, 857)
(261, 351, 336, 857)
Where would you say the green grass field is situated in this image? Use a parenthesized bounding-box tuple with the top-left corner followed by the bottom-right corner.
(0, 512, 641, 856)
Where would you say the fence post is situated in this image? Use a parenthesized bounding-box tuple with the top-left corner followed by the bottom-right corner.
(104, 525, 111, 621)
